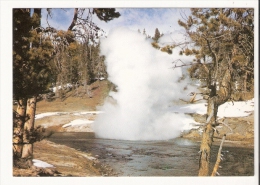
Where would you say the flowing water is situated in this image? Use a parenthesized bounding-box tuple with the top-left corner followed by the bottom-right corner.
(48, 132, 254, 176)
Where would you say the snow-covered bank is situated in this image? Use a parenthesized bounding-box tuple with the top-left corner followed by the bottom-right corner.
(170, 98, 254, 118)
(217, 98, 254, 118)
(35, 111, 103, 120)
(35, 112, 62, 119)
(35, 99, 254, 134)
(34, 99, 254, 137)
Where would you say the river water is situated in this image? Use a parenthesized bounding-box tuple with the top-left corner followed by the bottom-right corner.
(48, 132, 254, 176)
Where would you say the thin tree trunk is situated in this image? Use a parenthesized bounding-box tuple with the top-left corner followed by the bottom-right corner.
(198, 69, 231, 176)
(21, 96, 37, 162)
(198, 97, 217, 176)
(13, 98, 27, 158)
(243, 72, 248, 92)
(55, 82, 59, 98)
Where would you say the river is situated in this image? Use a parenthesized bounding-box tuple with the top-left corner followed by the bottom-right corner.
(47, 132, 254, 176)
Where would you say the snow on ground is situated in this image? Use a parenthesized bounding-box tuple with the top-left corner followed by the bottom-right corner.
(32, 159, 54, 168)
(217, 98, 254, 118)
(170, 98, 254, 133)
(35, 111, 103, 120)
(72, 111, 104, 116)
(179, 117, 202, 131)
(35, 99, 254, 133)
(170, 103, 207, 115)
(62, 119, 94, 128)
(35, 112, 62, 119)
(170, 98, 254, 118)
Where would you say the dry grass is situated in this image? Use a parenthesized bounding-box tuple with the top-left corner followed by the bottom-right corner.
(36, 80, 110, 114)
(13, 140, 111, 176)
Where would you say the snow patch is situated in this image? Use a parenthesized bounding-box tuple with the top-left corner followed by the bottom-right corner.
(180, 117, 202, 131)
(217, 98, 254, 118)
(170, 98, 254, 118)
(35, 112, 62, 119)
(32, 159, 54, 168)
(62, 119, 94, 128)
(72, 111, 104, 116)
(35, 111, 103, 119)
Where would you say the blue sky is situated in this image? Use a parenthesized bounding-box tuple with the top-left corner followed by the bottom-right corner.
(41, 8, 190, 38)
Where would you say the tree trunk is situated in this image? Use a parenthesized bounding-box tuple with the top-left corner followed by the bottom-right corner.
(21, 96, 37, 161)
(243, 72, 248, 92)
(13, 98, 27, 158)
(198, 69, 231, 176)
(198, 97, 218, 176)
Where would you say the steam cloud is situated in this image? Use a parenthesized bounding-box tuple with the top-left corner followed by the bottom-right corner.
(93, 27, 196, 140)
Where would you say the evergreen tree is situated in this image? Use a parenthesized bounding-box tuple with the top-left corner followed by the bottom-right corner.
(13, 8, 54, 167)
(178, 8, 254, 176)
(151, 27, 174, 54)
(152, 28, 161, 42)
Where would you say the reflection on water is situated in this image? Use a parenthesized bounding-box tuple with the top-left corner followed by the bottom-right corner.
(48, 132, 254, 176)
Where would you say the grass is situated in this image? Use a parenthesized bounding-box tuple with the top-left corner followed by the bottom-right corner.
(35, 80, 110, 114)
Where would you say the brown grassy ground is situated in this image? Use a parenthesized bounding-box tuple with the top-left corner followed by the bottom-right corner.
(36, 80, 110, 113)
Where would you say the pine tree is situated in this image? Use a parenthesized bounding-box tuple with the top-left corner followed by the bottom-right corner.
(178, 8, 254, 176)
(13, 8, 54, 167)
(152, 28, 161, 42)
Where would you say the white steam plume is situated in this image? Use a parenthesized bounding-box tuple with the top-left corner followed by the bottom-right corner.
(93, 27, 196, 140)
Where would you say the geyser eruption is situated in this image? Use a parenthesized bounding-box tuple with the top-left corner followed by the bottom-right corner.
(94, 27, 195, 140)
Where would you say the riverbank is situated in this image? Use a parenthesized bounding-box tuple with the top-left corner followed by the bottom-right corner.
(182, 113, 254, 148)
(13, 139, 115, 177)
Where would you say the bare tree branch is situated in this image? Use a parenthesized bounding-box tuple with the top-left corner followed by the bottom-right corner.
(68, 8, 78, 31)
(211, 134, 226, 176)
